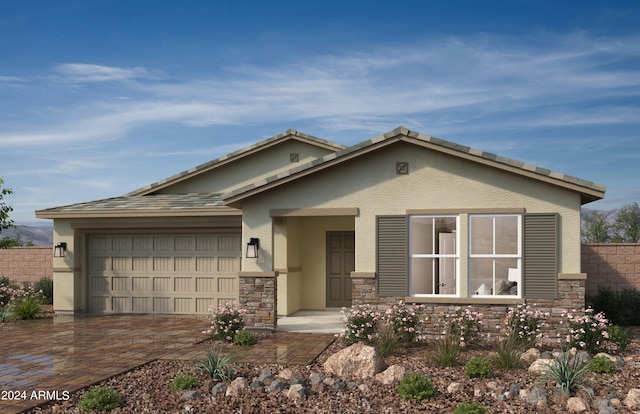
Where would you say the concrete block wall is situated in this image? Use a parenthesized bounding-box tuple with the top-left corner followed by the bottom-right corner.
(0, 246, 52, 285)
(582, 243, 640, 296)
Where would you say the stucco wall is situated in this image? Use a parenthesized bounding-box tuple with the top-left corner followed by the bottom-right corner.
(0, 246, 52, 284)
(159, 140, 335, 195)
(582, 243, 640, 296)
(240, 142, 583, 279)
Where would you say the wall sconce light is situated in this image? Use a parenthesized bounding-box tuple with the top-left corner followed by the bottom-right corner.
(246, 238, 259, 258)
(54, 242, 67, 258)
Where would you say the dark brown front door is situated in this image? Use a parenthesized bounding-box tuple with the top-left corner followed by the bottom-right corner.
(326, 231, 355, 307)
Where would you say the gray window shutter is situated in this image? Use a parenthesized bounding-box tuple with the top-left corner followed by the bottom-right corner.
(377, 215, 408, 297)
(523, 213, 558, 299)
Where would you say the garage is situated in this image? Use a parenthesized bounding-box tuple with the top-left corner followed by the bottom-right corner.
(88, 232, 241, 314)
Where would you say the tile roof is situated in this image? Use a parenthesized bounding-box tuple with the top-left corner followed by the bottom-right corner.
(224, 126, 606, 204)
(127, 129, 345, 196)
(36, 126, 606, 218)
(35, 193, 237, 217)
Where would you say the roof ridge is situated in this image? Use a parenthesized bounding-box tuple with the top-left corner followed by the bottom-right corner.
(224, 127, 606, 204)
(126, 129, 345, 197)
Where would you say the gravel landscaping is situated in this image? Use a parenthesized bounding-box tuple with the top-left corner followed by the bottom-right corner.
(23, 327, 640, 414)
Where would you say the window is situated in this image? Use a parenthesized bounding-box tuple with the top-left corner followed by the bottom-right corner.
(409, 216, 458, 296)
(469, 214, 521, 297)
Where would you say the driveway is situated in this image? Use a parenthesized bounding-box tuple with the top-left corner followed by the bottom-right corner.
(0, 314, 336, 413)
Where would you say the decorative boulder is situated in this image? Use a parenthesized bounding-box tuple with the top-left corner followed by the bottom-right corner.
(323, 342, 385, 379)
(624, 389, 640, 410)
(374, 364, 405, 385)
(567, 396, 589, 412)
(528, 358, 558, 374)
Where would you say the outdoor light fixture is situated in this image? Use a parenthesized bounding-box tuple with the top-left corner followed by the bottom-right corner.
(246, 238, 259, 258)
(54, 242, 67, 258)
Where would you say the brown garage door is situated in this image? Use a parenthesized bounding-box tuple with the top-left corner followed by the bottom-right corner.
(88, 232, 240, 314)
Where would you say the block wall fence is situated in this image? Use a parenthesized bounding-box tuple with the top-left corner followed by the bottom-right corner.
(0, 246, 52, 284)
(582, 243, 640, 296)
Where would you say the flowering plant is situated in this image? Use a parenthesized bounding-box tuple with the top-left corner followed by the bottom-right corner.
(560, 308, 610, 353)
(435, 306, 484, 348)
(1, 278, 45, 320)
(498, 303, 549, 347)
(338, 303, 382, 345)
(203, 302, 247, 342)
(383, 301, 426, 343)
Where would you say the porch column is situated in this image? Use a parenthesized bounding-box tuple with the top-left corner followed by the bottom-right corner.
(238, 271, 278, 331)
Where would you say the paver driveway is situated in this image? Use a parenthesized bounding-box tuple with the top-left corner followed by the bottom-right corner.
(0, 314, 335, 413)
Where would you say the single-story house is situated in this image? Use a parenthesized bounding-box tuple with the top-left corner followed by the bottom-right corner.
(36, 127, 606, 330)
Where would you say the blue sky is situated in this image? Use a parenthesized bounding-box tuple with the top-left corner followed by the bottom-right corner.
(1, 0, 639, 225)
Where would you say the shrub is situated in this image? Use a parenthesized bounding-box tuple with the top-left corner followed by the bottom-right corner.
(587, 286, 640, 326)
(464, 357, 494, 378)
(170, 374, 199, 391)
(607, 325, 631, 353)
(34, 277, 53, 305)
(203, 302, 247, 342)
(453, 402, 489, 414)
(374, 323, 400, 356)
(233, 330, 255, 346)
(561, 308, 611, 353)
(382, 301, 426, 343)
(339, 303, 381, 345)
(491, 334, 524, 369)
(0, 304, 12, 322)
(499, 303, 549, 347)
(435, 306, 484, 348)
(197, 345, 236, 381)
(540, 351, 589, 394)
(587, 355, 616, 374)
(77, 386, 122, 412)
(396, 373, 435, 402)
(0, 276, 19, 308)
(12, 296, 41, 320)
(432, 325, 462, 367)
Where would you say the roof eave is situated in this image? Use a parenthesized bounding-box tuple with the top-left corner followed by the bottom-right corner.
(34, 208, 241, 220)
(129, 130, 345, 197)
(223, 131, 606, 207)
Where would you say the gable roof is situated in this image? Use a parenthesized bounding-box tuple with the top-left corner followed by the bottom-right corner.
(128, 129, 345, 196)
(224, 126, 606, 206)
(35, 126, 606, 219)
(35, 129, 343, 219)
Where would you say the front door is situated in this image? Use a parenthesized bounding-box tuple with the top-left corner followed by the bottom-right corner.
(326, 231, 355, 307)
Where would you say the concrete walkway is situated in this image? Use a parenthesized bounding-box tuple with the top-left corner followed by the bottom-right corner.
(0, 314, 337, 414)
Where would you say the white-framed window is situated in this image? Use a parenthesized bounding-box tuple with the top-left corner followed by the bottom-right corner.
(469, 214, 521, 297)
(409, 215, 458, 296)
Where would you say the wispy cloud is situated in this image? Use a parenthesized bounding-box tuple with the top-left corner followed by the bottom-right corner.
(1, 32, 638, 151)
(52, 63, 151, 83)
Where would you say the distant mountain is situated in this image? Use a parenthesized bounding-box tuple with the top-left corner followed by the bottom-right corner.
(1, 225, 53, 246)
(581, 207, 619, 224)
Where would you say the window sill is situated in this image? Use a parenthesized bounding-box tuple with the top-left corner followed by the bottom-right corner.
(406, 296, 524, 305)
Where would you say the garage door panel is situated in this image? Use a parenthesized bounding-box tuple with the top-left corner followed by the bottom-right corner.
(112, 277, 128, 291)
(132, 277, 148, 291)
(218, 277, 236, 293)
(89, 232, 240, 314)
(174, 277, 192, 292)
(132, 297, 149, 312)
(112, 297, 129, 312)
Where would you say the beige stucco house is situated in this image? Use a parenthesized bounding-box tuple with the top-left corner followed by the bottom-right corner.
(36, 127, 606, 329)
